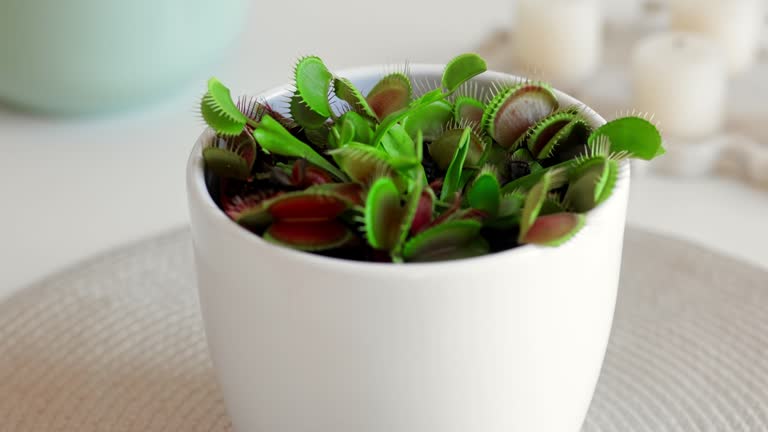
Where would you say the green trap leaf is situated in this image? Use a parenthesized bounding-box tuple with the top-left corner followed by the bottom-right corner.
(309, 182, 364, 206)
(290, 95, 328, 129)
(294, 56, 334, 118)
(588, 116, 664, 160)
(340, 111, 374, 145)
(200, 78, 248, 136)
(403, 219, 486, 262)
(565, 158, 618, 212)
(521, 213, 585, 247)
(203, 147, 251, 180)
(265, 220, 352, 251)
(365, 177, 403, 251)
(291, 160, 333, 187)
(440, 127, 472, 201)
(518, 170, 563, 241)
(442, 53, 487, 93)
(454, 96, 486, 124)
(367, 73, 412, 120)
(467, 167, 501, 216)
(329, 143, 397, 184)
(429, 128, 486, 171)
(403, 100, 453, 141)
(482, 84, 559, 148)
(410, 189, 434, 236)
(253, 115, 344, 179)
(266, 191, 349, 221)
(380, 124, 417, 159)
(334, 77, 377, 119)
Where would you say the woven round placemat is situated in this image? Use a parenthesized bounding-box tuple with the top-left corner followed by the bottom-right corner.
(1, 228, 767, 431)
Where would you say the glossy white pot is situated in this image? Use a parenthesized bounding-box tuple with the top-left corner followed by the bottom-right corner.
(187, 66, 630, 432)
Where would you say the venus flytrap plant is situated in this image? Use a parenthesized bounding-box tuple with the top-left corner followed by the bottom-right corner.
(366, 73, 413, 120)
(467, 166, 502, 217)
(428, 120, 488, 171)
(454, 96, 486, 124)
(482, 82, 559, 148)
(200, 78, 251, 136)
(334, 78, 378, 120)
(202, 132, 258, 181)
(293, 56, 334, 119)
(440, 127, 473, 201)
(196, 53, 664, 262)
(403, 100, 454, 141)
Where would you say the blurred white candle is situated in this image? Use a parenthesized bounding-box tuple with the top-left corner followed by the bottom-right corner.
(669, 0, 764, 74)
(515, 0, 603, 86)
(632, 32, 727, 139)
(601, 0, 641, 28)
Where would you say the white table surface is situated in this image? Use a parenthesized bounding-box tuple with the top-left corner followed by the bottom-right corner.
(1, 1, 767, 300)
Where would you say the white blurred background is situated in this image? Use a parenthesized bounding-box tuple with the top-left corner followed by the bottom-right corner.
(0, 0, 767, 294)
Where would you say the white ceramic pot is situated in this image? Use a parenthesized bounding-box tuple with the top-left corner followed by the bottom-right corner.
(187, 66, 630, 432)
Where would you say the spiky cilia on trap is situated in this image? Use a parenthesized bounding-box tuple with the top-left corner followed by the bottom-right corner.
(197, 53, 664, 263)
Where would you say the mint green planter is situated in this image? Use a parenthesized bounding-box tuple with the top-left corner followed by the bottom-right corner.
(0, 0, 248, 114)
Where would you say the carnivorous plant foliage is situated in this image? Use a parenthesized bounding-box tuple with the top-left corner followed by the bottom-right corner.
(198, 53, 664, 263)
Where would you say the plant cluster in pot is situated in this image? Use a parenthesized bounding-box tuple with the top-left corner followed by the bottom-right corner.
(186, 53, 664, 432)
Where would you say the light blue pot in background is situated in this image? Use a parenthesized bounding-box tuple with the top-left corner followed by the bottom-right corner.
(0, 0, 249, 114)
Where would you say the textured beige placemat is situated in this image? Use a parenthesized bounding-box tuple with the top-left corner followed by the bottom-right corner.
(1, 228, 767, 431)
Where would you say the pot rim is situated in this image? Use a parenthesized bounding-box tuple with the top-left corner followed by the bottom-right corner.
(187, 64, 630, 272)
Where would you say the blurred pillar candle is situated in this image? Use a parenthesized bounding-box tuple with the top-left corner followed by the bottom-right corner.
(0, 0, 248, 114)
(669, 0, 764, 74)
(601, 0, 641, 28)
(631, 32, 727, 139)
(515, 0, 603, 86)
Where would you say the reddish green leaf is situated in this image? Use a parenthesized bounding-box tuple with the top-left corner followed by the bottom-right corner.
(483, 84, 558, 148)
(267, 192, 349, 221)
(403, 219, 485, 262)
(410, 190, 434, 235)
(429, 127, 486, 171)
(527, 116, 572, 158)
(518, 170, 561, 242)
(522, 213, 586, 246)
(291, 160, 333, 187)
(310, 183, 364, 206)
(367, 73, 412, 120)
(224, 190, 283, 230)
(454, 96, 485, 124)
(265, 220, 352, 251)
(565, 158, 618, 212)
(365, 177, 403, 251)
